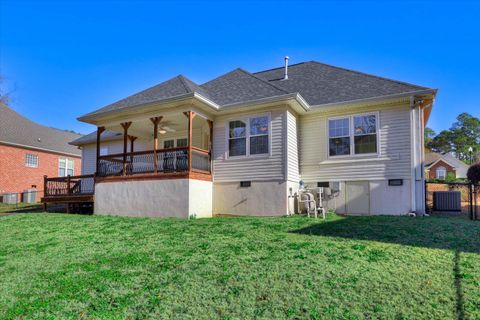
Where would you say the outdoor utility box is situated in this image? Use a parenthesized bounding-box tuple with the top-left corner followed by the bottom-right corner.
(22, 189, 37, 203)
(2, 193, 18, 204)
(433, 191, 462, 212)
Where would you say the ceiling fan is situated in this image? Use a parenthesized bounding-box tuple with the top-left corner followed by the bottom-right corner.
(158, 120, 176, 134)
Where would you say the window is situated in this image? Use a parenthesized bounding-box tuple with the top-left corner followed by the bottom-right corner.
(176, 138, 188, 147)
(25, 154, 38, 168)
(67, 159, 74, 176)
(436, 166, 447, 180)
(328, 114, 378, 157)
(354, 115, 377, 154)
(100, 147, 108, 156)
(163, 140, 174, 149)
(163, 138, 187, 149)
(229, 120, 247, 156)
(249, 116, 269, 155)
(329, 118, 350, 156)
(59, 158, 74, 177)
(228, 115, 270, 157)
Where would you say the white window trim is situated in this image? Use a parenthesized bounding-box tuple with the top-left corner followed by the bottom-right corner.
(59, 158, 75, 177)
(25, 154, 39, 168)
(162, 137, 188, 149)
(225, 113, 272, 159)
(436, 166, 447, 180)
(327, 112, 380, 159)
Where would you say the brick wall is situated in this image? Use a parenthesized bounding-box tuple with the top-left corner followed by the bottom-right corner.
(0, 144, 81, 197)
(427, 160, 456, 180)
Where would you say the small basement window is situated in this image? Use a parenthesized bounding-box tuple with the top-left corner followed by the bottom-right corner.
(25, 154, 38, 168)
(240, 181, 251, 188)
(388, 179, 403, 186)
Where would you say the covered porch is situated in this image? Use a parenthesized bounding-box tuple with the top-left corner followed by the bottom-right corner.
(96, 110, 213, 181)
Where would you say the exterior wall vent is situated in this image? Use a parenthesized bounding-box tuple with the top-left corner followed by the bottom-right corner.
(240, 181, 251, 188)
(388, 179, 403, 186)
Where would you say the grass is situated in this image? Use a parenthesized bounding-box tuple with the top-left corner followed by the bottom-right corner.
(0, 213, 479, 319)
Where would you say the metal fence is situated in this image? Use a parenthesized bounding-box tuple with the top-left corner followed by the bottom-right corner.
(0, 189, 44, 211)
(425, 181, 479, 220)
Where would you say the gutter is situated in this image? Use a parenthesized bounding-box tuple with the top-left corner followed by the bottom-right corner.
(410, 96, 417, 213)
(219, 93, 311, 112)
(77, 87, 436, 125)
(78, 92, 311, 125)
(0, 141, 82, 158)
(78, 92, 199, 123)
(69, 135, 123, 147)
(309, 88, 437, 110)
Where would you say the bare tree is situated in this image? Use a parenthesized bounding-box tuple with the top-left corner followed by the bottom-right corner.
(0, 74, 10, 105)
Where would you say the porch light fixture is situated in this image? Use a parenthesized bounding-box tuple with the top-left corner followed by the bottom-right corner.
(159, 129, 167, 134)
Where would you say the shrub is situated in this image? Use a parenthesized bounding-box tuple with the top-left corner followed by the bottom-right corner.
(467, 162, 480, 184)
(445, 172, 457, 183)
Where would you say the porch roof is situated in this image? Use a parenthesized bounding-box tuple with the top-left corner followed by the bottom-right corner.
(70, 129, 121, 146)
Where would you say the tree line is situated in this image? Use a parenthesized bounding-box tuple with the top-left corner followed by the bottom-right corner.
(425, 112, 480, 163)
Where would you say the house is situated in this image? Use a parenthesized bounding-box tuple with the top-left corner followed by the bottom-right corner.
(425, 151, 469, 180)
(0, 103, 82, 201)
(55, 59, 436, 217)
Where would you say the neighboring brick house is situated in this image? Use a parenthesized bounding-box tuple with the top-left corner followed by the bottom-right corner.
(425, 151, 469, 180)
(0, 104, 82, 201)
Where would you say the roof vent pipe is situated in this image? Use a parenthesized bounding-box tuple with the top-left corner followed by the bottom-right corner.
(284, 56, 289, 80)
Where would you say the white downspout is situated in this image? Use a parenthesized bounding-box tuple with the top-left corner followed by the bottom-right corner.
(410, 96, 417, 213)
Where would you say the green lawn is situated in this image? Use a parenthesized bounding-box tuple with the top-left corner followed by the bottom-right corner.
(0, 213, 479, 319)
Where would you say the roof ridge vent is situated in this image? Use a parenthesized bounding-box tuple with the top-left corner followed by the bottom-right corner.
(283, 56, 289, 80)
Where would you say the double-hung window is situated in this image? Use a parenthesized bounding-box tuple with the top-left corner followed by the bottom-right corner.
(328, 118, 350, 156)
(436, 166, 447, 180)
(328, 113, 378, 157)
(176, 138, 188, 148)
(25, 154, 39, 168)
(59, 158, 74, 176)
(228, 115, 270, 157)
(163, 138, 188, 149)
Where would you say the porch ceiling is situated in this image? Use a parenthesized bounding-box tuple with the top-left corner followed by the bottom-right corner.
(105, 112, 207, 140)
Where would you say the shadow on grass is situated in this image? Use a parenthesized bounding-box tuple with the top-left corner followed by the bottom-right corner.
(292, 215, 479, 320)
(291, 215, 480, 254)
(454, 250, 465, 320)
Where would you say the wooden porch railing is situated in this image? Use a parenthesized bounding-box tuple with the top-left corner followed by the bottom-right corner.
(43, 174, 95, 197)
(97, 147, 211, 177)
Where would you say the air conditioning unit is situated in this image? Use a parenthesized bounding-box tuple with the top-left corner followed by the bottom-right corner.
(22, 189, 37, 203)
(433, 191, 461, 212)
(2, 193, 18, 204)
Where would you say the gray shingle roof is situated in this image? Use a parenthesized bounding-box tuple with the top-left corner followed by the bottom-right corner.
(82, 75, 204, 118)
(200, 68, 289, 105)
(0, 104, 82, 156)
(70, 130, 122, 146)
(253, 61, 429, 105)
(80, 60, 433, 118)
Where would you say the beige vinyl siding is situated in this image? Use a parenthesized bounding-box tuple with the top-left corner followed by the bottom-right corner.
(80, 139, 150, 175)
(300, 103, 412, 182)
(212, 107, 286, 182)
(286, 110, 300, 182)
(81, 145, 96, 175)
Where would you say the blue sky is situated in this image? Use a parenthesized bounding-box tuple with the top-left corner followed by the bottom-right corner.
(1, 0, 479, 135)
